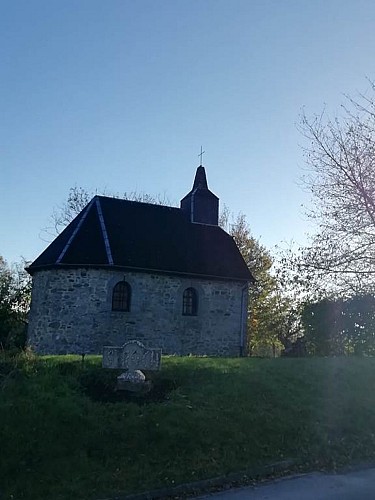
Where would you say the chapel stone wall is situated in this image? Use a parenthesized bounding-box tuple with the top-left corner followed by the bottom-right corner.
(27, 268, 247, 356)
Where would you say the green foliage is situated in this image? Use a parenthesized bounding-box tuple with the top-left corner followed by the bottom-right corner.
(220, 209, 301, 356)
(2, 355, 375, 499)
(0, 257, 31, 350)
(302, 295, 375, 356)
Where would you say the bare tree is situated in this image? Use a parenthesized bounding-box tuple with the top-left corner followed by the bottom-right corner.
(298, 83, 375, 296)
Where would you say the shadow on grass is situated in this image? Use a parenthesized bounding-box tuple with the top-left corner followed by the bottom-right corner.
(79, 367, 179, 404)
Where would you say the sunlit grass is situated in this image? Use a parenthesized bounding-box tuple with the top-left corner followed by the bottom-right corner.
(1, 354, 375, 499)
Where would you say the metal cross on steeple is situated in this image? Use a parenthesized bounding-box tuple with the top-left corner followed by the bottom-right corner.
(198, 146, 205, 166)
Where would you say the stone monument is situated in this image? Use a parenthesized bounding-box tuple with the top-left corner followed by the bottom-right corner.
(102, 340, 162, 392)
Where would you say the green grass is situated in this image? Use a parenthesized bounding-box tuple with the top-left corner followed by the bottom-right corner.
(1, 354, 375, 499)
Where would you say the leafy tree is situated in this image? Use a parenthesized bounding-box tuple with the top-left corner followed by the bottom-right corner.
(302, 295, 375, 356)
(220, 209, 301, 355)
(0, 257, 31, 349)
(298, 82, 375, 296)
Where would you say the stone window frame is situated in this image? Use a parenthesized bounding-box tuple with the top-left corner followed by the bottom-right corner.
(176, 281, 205, 318)
(182, 287, 198, 316)
(111, 280, 132, 312)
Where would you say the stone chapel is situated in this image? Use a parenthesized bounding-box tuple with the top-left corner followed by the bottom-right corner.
(27, 166, 253, 356)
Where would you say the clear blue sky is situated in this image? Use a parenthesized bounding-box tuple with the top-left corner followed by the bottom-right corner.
(1, 0, 375, 264)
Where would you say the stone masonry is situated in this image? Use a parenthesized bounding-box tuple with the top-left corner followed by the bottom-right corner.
(27, 268, 248, 356)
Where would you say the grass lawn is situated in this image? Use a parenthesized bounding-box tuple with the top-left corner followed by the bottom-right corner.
(1, 354, 375, 499)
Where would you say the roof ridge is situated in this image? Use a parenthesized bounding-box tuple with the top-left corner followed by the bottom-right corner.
(55, 198, 96, 264)
(95, 198, 114, 265)
(95, 195, 179, 211)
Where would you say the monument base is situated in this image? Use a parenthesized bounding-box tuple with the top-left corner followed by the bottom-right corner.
(116, 370, 153, 393)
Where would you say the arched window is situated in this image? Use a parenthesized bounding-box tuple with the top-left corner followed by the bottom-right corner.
(112, 281, 131, 311)
(182, 287, 198, 316)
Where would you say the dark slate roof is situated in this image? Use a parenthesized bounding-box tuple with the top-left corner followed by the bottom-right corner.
(27, 196, 253, 282)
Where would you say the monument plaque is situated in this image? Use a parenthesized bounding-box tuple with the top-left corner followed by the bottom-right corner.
(103, 340, 162, 391)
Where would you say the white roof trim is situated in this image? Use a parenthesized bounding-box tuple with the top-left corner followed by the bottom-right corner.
(96, 197, 114, 265)
(56, 198, 95, 264)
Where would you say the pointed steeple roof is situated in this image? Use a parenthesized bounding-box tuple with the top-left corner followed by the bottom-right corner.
(192, 165, 209, 190)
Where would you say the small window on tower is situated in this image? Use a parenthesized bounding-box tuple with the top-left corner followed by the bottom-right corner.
(182, 287, 198, 316)
(112, 281, 131, 311)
